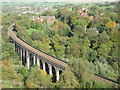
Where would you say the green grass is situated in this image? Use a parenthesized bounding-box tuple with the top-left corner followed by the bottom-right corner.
(85, 4, 94, 8)
(68, 7, 73, 11)
(33, 2, 69, 8)
(85, 3, 116, 9)
(2, 84, 24, 88)
(48, 23, 54, 27)
(1, 79, 24, 88)
(97, 5, 115, 9)
(2, 2, 68, 8)
(27, 28, 38, 35)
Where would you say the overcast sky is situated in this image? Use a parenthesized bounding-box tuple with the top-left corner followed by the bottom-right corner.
(2, 0, 118, 2)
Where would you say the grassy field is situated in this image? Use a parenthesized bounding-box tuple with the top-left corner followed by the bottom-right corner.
(97, 5, 115, 9)
(2, 2, 69, 8)
(1, 79, 24, 88)
(33, 2, 69, 8)
(26, 28, 38, 35)
(85, 3, 115, 9)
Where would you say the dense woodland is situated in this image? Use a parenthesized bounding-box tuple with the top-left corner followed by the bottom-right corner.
(1, 2, 120, 88)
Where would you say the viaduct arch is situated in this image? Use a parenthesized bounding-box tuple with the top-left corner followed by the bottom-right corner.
(8, 24, 119, 86)
(8, 24, 67, 82)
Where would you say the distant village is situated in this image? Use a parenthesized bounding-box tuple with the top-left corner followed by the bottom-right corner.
(15, 5, 57, 23)
(12, 5, 107, 33)
(78, 7, 105, 21)
(15, 6, 56, 15)
(30, 16, 56, 23)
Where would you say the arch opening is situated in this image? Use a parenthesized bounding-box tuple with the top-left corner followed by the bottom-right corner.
(24, 50, 27, 65)
(59, 70, 63, 75)
(52, 66, 56, 82)
(30, 53, 34, 67)
(45, 63, 49, 74)
(40, 60, 43, 69)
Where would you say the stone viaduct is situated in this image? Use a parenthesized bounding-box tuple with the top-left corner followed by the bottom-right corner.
(8, 24, 119, 87)
(8, 24, 67, 82)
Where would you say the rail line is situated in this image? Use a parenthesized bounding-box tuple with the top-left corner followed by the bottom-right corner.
(93, 74, 119, 87)
(8, 24, 119, 87)
(8, 24, 67, 70)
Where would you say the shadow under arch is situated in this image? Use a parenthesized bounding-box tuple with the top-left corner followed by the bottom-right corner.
(59, 70, 63, 75)
(52, 66, 56, 82)
(45, 63, 49, 74)
(40, 59, 43, 69)
(29, 53, 34, 67)
(21, 49, 26, 66)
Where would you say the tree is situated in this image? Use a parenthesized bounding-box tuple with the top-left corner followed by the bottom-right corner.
(98, 31, 109, 45)
(97, 44, 111, 59)
(53, 42, 65, 58)
(2, 14, 16, 26)
(72, 18, 87, 28)
(86, 29, 98, 40)
(69, 59, 94, 88)
(70, 44, 81, 58)
(108, 29, 118, 42)
(30, 31, 43, 41)
(14, 21, 21, 32)
(82, 37, 90, 47)
(42, 9, 56, 16)
(91, 80, 113, 88)
(53, 21, 72, 36)
(2, 43, 19, 60)
(72, 5, 82, 11)
(18, 67, 29, 78)
(57, 7, 74, 23)
(70, 59, 93, 82)
(55, 67, 79, 88)
(108, 42, 118, 65)
(2, 26, 10, 42)
(26, 66, 51, 88)
(16, 27, 32, 44)
(89, 5, 99, 16)
(32, 39, 50, 54)
(60, 25, 71, 36)
(92, 60, 118, 80)
(88, 50, 97, 62)
(106, 21, 116, 31)
(106, 12, 118, 23)
(2, 59, 24, 81)
(80, 46, 92, 60)
(85, 30, 99, 49)
(19, 18, 31, 29)
(70, 15, 82, 29)
(31, 20, 36, 29)
(73, 25, 85, 37)
(65, 36, 80, 58)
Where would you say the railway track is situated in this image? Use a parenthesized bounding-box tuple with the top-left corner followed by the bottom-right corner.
(8, 24, 119, 87)
(93, 74, 119, 87)
(8, 24, 68, 70)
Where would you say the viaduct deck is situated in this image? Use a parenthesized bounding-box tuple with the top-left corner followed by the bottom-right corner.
(8, 24, 119, 87)
(8, 24, 68, 70)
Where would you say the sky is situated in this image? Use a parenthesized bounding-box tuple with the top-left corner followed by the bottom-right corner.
(2, 0, 118, 2)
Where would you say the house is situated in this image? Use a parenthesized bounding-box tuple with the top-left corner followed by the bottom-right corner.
(88, 16, 94, 21)
(79, 8, 88, 14)
(29, 16, 56, 23)
(82, 8, 88, 13)
(30, 16, 39, 20)
(79, 10, 82, 13)
(40, 16, 56, 23)
(89, 28, 99, 33)
(34, 11, 41, 14)
(82, 8, 88, 10)
(78, 8, 94, 21)
(100, 13, 105, 16)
